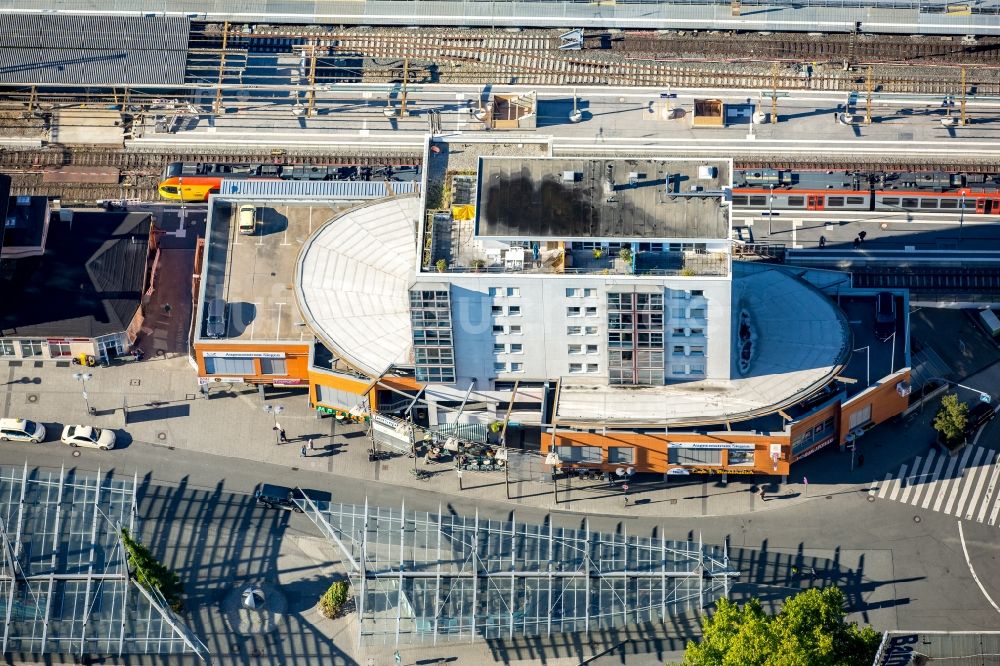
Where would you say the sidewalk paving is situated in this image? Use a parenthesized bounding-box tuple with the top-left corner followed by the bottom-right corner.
(0, 350, 953, 520)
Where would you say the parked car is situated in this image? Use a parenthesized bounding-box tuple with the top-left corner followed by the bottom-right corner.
(875, 291, 896, 341)
(237, 204, 257, 234)
(0, 418, 46, 443)
(205, 298, 228, 338)
(60, 425, 116, 450)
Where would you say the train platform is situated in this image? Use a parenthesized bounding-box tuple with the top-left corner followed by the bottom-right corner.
(5, 0, 1000, 36)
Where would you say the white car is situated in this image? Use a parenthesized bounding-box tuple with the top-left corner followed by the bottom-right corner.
(60, 425, 116, 450)
(0, 418, 46, 443)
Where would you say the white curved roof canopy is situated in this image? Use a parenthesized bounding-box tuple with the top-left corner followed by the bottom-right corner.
(296, 197, 420, 376)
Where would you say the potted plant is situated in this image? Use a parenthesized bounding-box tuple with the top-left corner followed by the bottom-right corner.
(618, 247, 633, 263)
(470, 259, 486, 272)
(435, 258, 448, 272)
(592, 248, 604, 259)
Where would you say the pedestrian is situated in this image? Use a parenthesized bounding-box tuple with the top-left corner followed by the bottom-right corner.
(758, 487, 767, 501)
(308, 437, 315, 451)
(858, 453, 865, 467)
(858, 230, 867, 242)
(623, 495, 629, 507)
(853, 237, 861, 250)
(279, 428, 288, 443)
(300, 444, 307, 458)
(818, 235, 827, 249)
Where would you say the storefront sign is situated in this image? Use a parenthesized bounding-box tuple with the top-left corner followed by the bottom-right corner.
(203, 351, 286, 359)
(198, 376, 244, 385)
(666, 468, 691, 476)
(793, 435, 835, 462)
(272, 379, 303, 386)
(670, 442, 756, 451)
(686, 467, 755, 475)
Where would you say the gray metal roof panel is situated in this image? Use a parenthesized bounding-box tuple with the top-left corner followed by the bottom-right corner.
(221, 178, 418, 199)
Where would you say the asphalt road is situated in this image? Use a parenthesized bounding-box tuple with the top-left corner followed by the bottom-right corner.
(1, 431, 997, 665)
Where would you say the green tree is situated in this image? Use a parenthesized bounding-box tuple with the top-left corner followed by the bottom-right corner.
(933, 393, 968, 443)
(319, 580, 351, 619)
(120, 528, 184, 612)
(683, 587, 881, 666)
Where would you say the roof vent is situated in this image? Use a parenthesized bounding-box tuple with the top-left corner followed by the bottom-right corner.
(698, 166, 718, 180)
(562, 171, 580, 182)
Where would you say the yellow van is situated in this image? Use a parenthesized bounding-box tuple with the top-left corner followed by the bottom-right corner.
(238, 204, 257, 235)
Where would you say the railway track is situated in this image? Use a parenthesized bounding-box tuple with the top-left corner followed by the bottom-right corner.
(186, 25, 1000, 95)
(0, 147, 423, 202)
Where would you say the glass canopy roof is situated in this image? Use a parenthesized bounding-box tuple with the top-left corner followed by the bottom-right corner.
(298, 497, 738, 647)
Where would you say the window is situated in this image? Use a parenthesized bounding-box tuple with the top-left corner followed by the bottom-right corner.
(510, 343, 523, 353)
(749, 195, 767, 206)
(494, 343, 506, 354)
(0, 341, 14, 357)
(555, 446, 602, 464)
(566, 288, 581, 298)
(901, 198, 919, 209)
(18, 340, 43, 358)
(567, 326, 582, 336)
(826, 196, 844, 207)
(509, 325, 522, 335)
(568, 363, 584, 373)
(689, 345, 705, 356)
(585, 326, 598, 335)
(48, 341, 71, 357)
(608, 447, 635, 464)
(507, 306, 521, 316)
(848, 404, 872, 430)
(507, 287, 520, 297)
(586, 344, 598, 354)
(204, 356, 255, 375)
(672, 345, 685, 355)
(583, 288, 597, 298)
(919, 199, 938, 209)
(586, 363, 599, 373)
(846, 196, 866, 205)
(672, 327, 686, 336)
(510, 362, 523, 372)
(787, 196, 805, 207)
(568, 344, 583, 355)
(492, 305, 503, 315)
(690, 328, 704, 336)
(669, 447, 722, 466)
(671, 365, 686, 374)
(585, 307, 598, 317)
(881, 197, 900, 206)
(691, 290, 704, 297)
(690, 308, 706, 319)
(728, 450, 754, 466)
(689, 364, 705, 375)
(260, 357, 287, 375)
(489, 287, 499, 297)
(493, 324, 504, 334)
(567, 307, 582, 317)
(939, 198, 958, 209)
(494, 362, 507, 373)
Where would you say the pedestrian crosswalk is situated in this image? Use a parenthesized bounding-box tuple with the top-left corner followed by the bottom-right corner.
(868, 446, 1000, 526)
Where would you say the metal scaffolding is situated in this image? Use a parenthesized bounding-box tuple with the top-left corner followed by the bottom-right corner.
(298, 495, 738, 647)
(0, 465, 209, 661)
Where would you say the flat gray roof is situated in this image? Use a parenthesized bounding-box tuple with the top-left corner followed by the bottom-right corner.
(477, 157, 730, 241)
(201, 200, 357, 343)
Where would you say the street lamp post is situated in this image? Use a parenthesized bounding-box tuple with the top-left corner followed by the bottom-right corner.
(959, 192, 965, 242)
(768, 184, 774, 236)
(263, 405, 284, 445)
(852, 345, 870, 387)
(73, 372, 95, 416)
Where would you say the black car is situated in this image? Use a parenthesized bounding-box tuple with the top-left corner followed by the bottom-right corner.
(254, 484, 305, 512)
(875, 292, 896, 342)
(966, 402, 997, 436)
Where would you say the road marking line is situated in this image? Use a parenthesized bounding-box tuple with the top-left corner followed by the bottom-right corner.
(957, 520, 1000, 615)
(921, 453, 948, 509)
(964, 457, 993, 521)
(952, 447, 987, 517)
(944, 447, 975, 514)
(877, 473, 893, 499)
(889, 464, 907, 501)
(899, 456, 921, 504)
(934, 453, 962, 513)
(989, 482, 1000, 526)
(975, 452, 1000, 524)
(868, 479, 880, 499)
(909, 450, 937, 506)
